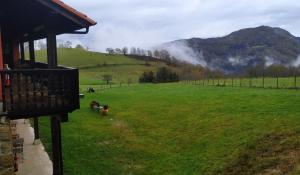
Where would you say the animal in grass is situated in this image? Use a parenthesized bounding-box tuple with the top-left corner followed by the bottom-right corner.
(101, 105, 109, 116)
(90, 101, 100, 110)
(87, 87, 95, 93)
(90, 101, 109, 116)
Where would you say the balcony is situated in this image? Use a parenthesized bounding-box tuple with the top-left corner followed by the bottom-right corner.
(0, 63, 79, 119)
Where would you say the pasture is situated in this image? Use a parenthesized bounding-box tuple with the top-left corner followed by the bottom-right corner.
(38, 83, 300, 175)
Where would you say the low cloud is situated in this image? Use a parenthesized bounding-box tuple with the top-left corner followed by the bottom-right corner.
(157, 41, 207, 66)
(292, 55, 300, 67)
(265, 56, 277, 67)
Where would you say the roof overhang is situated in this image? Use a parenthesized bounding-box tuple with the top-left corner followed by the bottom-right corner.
(0, 0, 97, 41)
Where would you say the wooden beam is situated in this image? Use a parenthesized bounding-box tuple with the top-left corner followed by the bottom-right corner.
(47, 33, 57, 68)
(0, 27, 3, 101)
(29, 40, 35, 64)
(20, 42, 25, 63)
(33, 117, 40, 141)
(47, 32, 63, 175)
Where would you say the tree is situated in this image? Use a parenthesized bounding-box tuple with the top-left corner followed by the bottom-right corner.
(75, 44, 85, 50)
(130, 47, 137, 55)
(147, 50, 153, 57)
(115, 48, 122, 54)
(139, 71, 155, 83)
(136, 48, 141, 55)
(106, 48, 114, 54)
(122, 47, 128, 55)
(102, 74, 113, 84)
(65, 41, 72, 48)
(37, 40, 47, 50)
(154, 50, 160, 58)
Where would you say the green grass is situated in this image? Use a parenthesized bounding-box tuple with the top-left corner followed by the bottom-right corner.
(35, 48, 144, 68)
(39, 84, 300, 175)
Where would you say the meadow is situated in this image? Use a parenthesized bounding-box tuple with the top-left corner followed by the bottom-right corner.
(33, 48, 300, 174)
(39, 83, 300, 175)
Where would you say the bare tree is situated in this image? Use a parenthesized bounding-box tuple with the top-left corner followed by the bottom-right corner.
(115, 48, 122, 54)
(130, 47, 137, 55)
(102, 74, 113, 84)
(122, 47, 128, 55)
(106, 48, 114, 54)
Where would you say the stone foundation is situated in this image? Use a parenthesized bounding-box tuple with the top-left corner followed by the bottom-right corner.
(0, 118, 15, 175)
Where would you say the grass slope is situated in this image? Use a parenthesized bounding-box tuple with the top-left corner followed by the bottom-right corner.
(39, 84, 300, 175)
(34, 48, 167, 84)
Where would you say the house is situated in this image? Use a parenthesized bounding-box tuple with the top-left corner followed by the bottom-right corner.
(0, 0, 96, 174)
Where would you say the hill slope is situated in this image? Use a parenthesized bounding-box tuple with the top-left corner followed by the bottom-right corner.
(164, 26, 300, 73)
(35, 48, 168, 84)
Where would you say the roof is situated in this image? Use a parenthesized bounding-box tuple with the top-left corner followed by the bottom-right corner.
(51, 0, 97, 26)
(0, 0, 97, 41)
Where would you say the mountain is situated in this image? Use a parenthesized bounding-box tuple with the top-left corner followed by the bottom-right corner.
(163, 26, 300, 73)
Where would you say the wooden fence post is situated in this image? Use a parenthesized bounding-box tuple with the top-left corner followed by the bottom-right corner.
(294, 74, 297, 88)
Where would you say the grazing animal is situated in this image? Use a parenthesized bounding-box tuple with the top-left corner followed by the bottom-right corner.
(90, 101, 100, 110)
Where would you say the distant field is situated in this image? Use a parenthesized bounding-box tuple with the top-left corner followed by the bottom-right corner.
(35, 48, 144, 68)
(39, 84, 300, 175)
(35, 48, 167, 84)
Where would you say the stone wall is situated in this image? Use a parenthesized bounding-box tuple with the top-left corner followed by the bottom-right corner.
(0, 118, 15, 175)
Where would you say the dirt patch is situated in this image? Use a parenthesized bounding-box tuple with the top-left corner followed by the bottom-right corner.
(219, 132, 300, 175)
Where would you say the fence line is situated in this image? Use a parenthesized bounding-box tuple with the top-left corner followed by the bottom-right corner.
(182, 76, 299, 90)
(80, 83, 136, 93)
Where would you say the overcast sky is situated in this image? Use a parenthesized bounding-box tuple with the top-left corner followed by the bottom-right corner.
(59, 0, 300, 52)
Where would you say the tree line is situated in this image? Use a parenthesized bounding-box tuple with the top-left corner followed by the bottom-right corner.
(139, 67, 179, 83)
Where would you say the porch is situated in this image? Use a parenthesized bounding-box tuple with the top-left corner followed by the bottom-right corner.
(0, 62, 79, 119)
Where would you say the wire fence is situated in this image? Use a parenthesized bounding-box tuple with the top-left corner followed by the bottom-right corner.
(183, 76, 299, 89)
(80, 83, 136, 93)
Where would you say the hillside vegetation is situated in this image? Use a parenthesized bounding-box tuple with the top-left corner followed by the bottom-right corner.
(165, 26, 300, 73)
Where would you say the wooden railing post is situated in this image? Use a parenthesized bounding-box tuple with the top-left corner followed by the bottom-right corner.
(47, 32, 63, 175)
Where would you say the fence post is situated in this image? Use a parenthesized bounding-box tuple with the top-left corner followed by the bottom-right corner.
(294, 74, 297, 88)
(262, 74, 265, 88)
(232, 77, 234, 87)
(240, 77, 242, 87)
(276, 76, 279, 89)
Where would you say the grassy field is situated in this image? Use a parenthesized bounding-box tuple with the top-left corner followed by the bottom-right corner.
(39, 84, 300, 175)
(34, 48, 167, 84)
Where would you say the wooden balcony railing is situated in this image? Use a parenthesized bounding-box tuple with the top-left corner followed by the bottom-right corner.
(0, 67, 79, 119)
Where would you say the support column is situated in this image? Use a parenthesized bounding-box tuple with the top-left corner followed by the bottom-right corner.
(0, 27, 4, 102)
(12, 39, 20, 68)
(33, 117, 41, 144)
(47, 32, 63, 175)
(20, 42, 25, 63)
(29, 40, 35, 64)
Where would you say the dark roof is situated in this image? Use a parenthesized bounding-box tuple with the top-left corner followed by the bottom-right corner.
(0, 0, 97, 41)
(52, 0, 97, 26)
